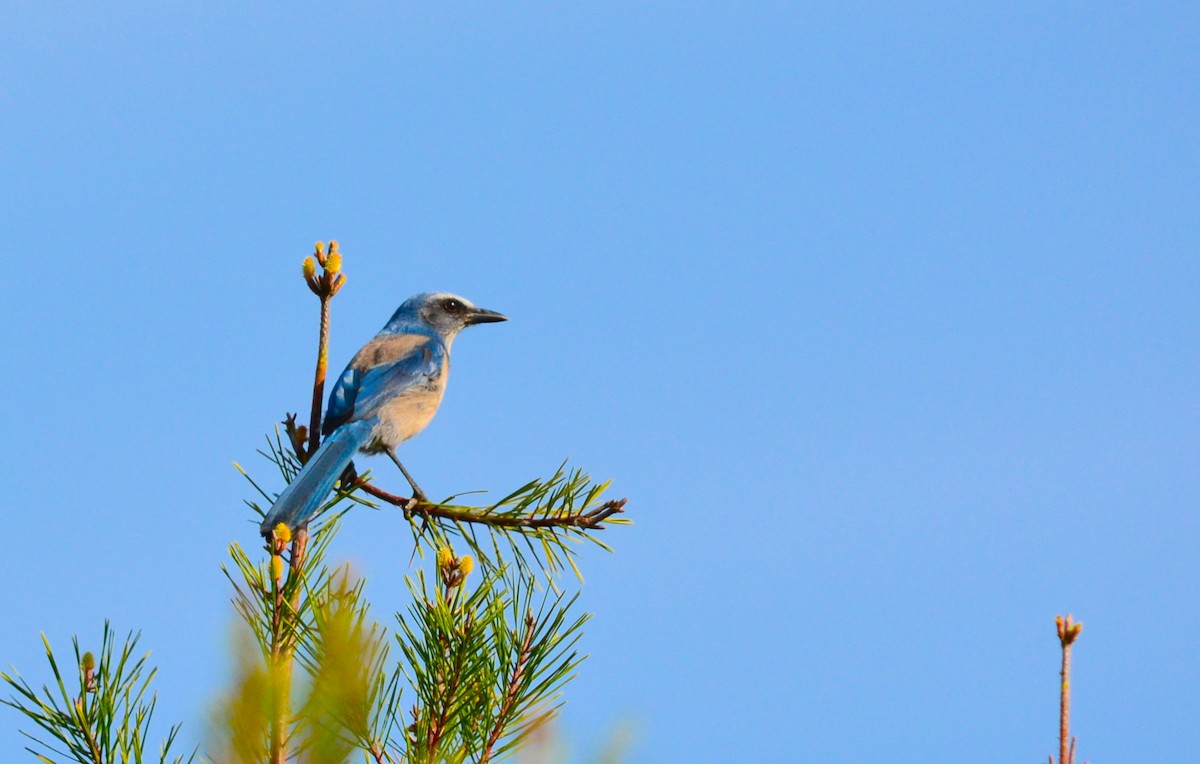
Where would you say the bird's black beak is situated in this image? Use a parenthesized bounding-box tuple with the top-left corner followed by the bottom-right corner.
(466, 307, 508, 325)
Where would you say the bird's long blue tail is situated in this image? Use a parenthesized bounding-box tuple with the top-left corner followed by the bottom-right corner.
(259, 421, 373, 535)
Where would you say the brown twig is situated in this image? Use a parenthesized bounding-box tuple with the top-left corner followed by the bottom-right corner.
(426, 613, 473, 755)
(265, 496, 310, 764)
(268, 535, 295, 764)
(307, 293, 331, 456)
(368, 741, 387, 764)
(479, 611, 537, 764)
(289, 527, 309, 579)
(354, 480, 627, 530)
(1051, 614, 1083, 764)
(74, 693, 103, 764)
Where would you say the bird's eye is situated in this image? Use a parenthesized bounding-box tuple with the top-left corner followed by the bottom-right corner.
(442, 299, 463, 314)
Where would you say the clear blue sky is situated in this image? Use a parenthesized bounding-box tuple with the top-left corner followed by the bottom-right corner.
(2, 4, 1197, 761)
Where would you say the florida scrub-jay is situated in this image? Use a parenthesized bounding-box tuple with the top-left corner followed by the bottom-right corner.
(260, 292, 507, 535)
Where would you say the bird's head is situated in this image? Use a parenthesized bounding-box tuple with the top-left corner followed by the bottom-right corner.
(392, 292, 508, 343)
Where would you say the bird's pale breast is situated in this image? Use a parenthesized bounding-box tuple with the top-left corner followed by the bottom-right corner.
(370, 354, 449, 449)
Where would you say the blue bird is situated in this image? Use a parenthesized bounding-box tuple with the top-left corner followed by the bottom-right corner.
(260, 292, 507, 535)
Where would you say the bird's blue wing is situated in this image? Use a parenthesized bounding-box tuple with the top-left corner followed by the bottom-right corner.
(352, 340, 443, 418)
(322, 332, 443, 433)
(323, 366, 362, 435)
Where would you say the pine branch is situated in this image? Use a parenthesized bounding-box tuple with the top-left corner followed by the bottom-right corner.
(355, 481, 626, 530)
(349, 462, 630, 583)
(260, 240, 347, 764)
(479, 611, 536, 764)
(1, 625, 194, 764)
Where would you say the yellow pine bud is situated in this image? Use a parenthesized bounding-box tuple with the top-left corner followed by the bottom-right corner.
(1056, 614, 1083, 646)
(270, 554, 284, 584)
(314, 241, 326, 265)
(436, 546, 453, 569)
(273, 523, 292, 544)
(303, 257, 317, 280)
(329, 240, 339, 254)
(81, 652, 96, 672)
(325, 251, 342, 274)
(458, 555, 474, 577)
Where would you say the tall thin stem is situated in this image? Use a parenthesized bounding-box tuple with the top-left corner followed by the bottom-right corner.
(269, 652, 289, 764)
(267, 241, 343, 764)
(1059, 637, 1071, 764)
(307, 294, 330, 456)
(1053, 614, 1083, 764)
